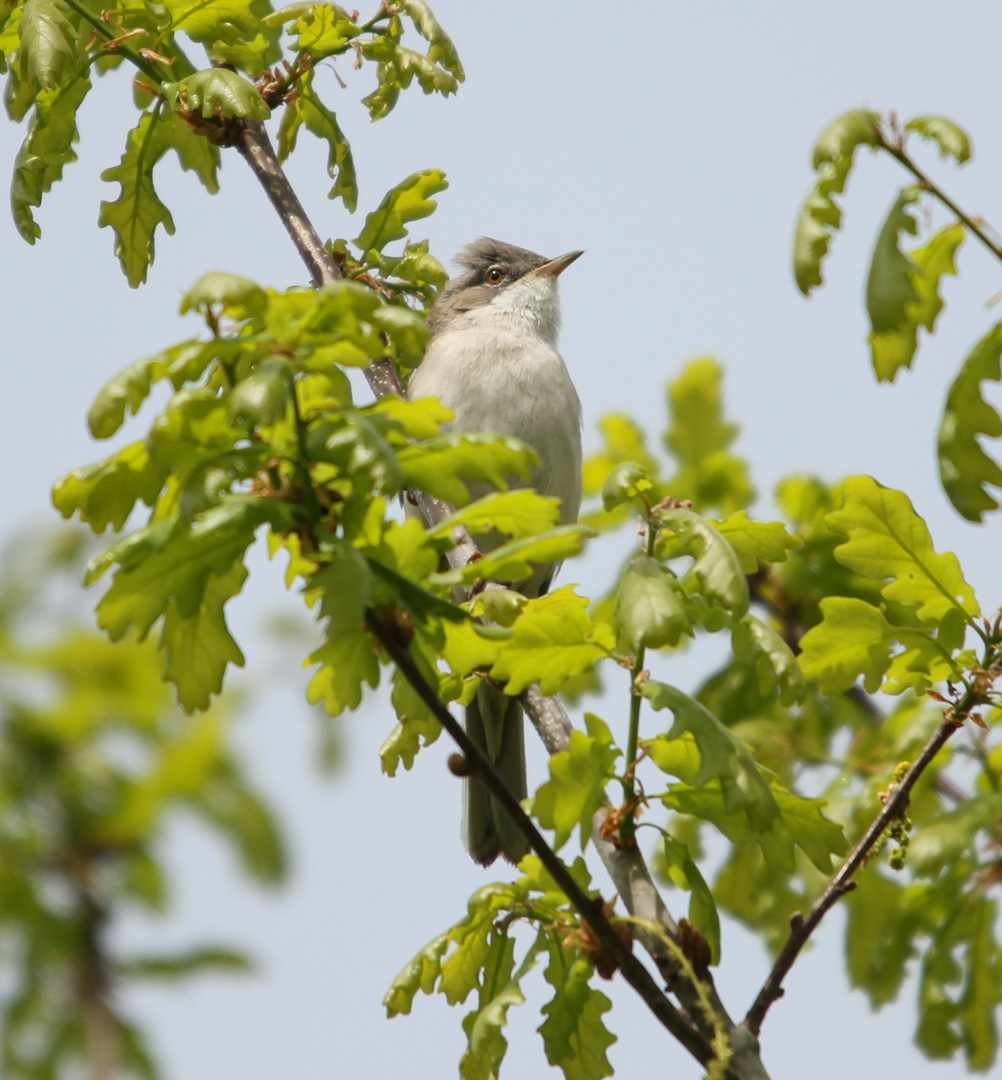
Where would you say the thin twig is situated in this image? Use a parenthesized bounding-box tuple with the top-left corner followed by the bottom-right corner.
(743, 714, 962, 1036)
(875, 127, 1002, 265)
(364, 608, 716, 1069)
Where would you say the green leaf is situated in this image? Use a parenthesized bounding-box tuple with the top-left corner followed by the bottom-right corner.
(306, 542, 380, 718)
(642, 680, 778, 832)
(938, 322, 1002, 521)
(52, 441, 164, 533)
(398, 0, 465, 80)
(384, 932, 450, 1016)
(440, 885, 513, 1006)
(533, 714, 620, 850)
(432, 526, 594, 590)
(663, 358, 753, 514)
(581, 413, 660, 527)
(614, 556, 689, 651)
(538, 950, 616, 1080)
(428, 490, 562, 542)
(164, 0, 275, 55)
(731, 613, 806, 705)
(658, 507, 749, 619)
(905, 115, 971, 164)
(226, 361, 292, 429)
(276, 69, 357, 209)
(99, 107, 177, 288)
(17, 0, 82, 91)
(600, 461, 652, 512)
(459, 936, 525, 1080)
(277, 1, 358, 59)
(794, 108, 881, 294)
(397, 432, 537, 505)
(91, 497, 280, 642)
(797, 596, 894, 693)
(827, 475, 980, 624)
(710, 511, 800, 573)
(181, 271, 268, 317)
(119, 947, 252, 980)
(308, 415, 403, 496)
(11, 74, 89, 242)
(867, 186, 921, 335)
(164, 67, 270, 119)
(160, 560, 248, 711)
(489, 587, 615, 696)
(660, 835, 721, 965)
(867, 195, 964, 381)
(360, 38, 459, 120)
(353, 169, 449, 257)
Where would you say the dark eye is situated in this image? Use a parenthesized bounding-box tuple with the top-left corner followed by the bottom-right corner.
(485, 265, 507, 285)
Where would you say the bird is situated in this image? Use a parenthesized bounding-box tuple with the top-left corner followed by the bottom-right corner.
(406, 238, 583, 866)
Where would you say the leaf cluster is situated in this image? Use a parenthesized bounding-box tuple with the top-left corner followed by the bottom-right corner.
(0, 528, 282, 1079)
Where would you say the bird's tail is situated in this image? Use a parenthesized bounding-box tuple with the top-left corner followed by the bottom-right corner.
(464, 681, 529, 866)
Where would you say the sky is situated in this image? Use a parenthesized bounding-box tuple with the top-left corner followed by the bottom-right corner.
(3, 2, 1002, 1078)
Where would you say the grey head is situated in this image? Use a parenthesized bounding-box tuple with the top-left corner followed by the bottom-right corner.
(428, 238, 583, 335)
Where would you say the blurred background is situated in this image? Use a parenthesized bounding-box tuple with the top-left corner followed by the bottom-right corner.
(2, 2, 1001, 1077)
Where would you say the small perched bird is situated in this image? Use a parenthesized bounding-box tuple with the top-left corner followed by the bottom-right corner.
(407, 238, 583, 866)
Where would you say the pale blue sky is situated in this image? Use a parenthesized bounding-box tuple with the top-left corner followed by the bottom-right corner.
(3, 2, 1001, 1077)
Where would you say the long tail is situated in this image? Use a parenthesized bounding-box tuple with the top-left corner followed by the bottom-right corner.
(464, 681, 529, 866)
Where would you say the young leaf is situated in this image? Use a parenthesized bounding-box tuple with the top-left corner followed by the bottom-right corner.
(277, 69, 357, 210)
(709, 511, 800, 573)
(160, 561, 248, 712)
(905, 115, 972, 164)
(17, 0, 82, 91)
(164, 68, 270, 119)
(538, 949, 616, 1080)
(797, 595, 895, 693)
(938, 322, 1002, 521)
(360, 38, 459, 120)
(11, 74, 89, 242)
(663, 358, 753, 514)
(428, 490, 562, 542)
(642, 680, 779, 832)
(396, 432, 537, 505)
(99, 106, 177, 288)
(398, 0, 465, 80)
(614, 556, 689, 651)
(658, 507, 749, 620)
(53, 441, 164, 533)
(600, 461, 652, 513)
(430, 526, 594, 589)
(868, 194, 964, 381)
(794, 108, 881, 294)
(489, 587, 615, 697)
(731, 613, 806, 705)
(384, 932, 451, 1017)
(827, 475, 980, 624)
(533, 714, 620, 850)
(353, 169, 449, 257)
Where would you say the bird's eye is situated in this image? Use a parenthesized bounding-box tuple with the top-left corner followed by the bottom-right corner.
(485, 266, 507, 285)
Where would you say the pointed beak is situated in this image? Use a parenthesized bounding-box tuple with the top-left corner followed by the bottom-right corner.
(532, 250, 584, 277)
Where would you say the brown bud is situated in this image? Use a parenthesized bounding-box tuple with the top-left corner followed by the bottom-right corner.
(447, 753, 471, 777)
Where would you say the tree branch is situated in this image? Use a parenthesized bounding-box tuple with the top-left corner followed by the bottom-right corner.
(364, 608, 717, 1070)
(743, 713, 962, 1037)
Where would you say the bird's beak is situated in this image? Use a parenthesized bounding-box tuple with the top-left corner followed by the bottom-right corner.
(532, 250, 584, 277)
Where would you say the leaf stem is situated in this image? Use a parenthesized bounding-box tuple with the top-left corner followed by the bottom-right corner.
(876, 128, 1002, 265)
(62, 0, 165, 85)
(622, 516, 658, 841)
